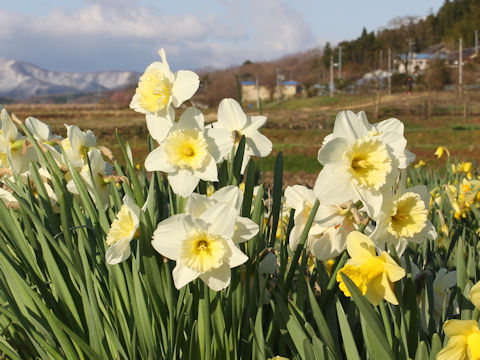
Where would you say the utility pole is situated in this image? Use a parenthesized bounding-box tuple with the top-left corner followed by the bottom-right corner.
(406, 38, 415, 74)
(330, 55, 334, 98)
(459, 38, 463, 95)
(388, 48, 392, 95)
(255, 75, 260, 109)
(338, 46, 342, 79)
(475, 30, 478, 55)
(276, 69, 280, 101)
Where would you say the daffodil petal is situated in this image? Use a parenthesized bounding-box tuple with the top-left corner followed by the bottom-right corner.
(210, 186, 243, 213)
(225, 239, 248, 267)
(203, 203, 237, 239)
(151, 214, 189, 260)
(218, 98, 247, 131)
(332, 110, 369, 141)
(144, 146, 177, 173)
(168, 169, 200, 197)
(233, 217, 259, 243)
(105, 240, 131, 265)
(204, 127, 234, 162)
(172, 263, 200, 289)
(199, 264, 231, 291)
(171, 70, 200, 107)
(146, 111, 174, 143)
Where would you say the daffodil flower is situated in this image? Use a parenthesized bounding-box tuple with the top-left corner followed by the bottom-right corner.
(213, 98, 272, 173)
(61, 124, 96, 168)
(437, 320, 480, 360)
(0, 109, 37, 175)
(130, 48, 199, 123)
(314, 110, 412, 217)
(152, 201, 248, 290)
(432, 268, 457, 315)
(145, 107, 232, 197)
(370, 184, 436, 255)
(185, 185, 259, 243)
(105, 195, 141, 265)
(67, 148, 112, 208)
(337, 231, 405, 305)
(469, 280, 480, 310)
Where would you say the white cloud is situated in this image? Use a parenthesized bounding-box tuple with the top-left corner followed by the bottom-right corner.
(0, 0, 314, 71)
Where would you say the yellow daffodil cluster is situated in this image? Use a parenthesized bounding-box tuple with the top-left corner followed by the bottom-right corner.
(445, 178, 480, 220)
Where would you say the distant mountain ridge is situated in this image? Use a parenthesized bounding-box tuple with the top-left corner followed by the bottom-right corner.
(0, 57, 140, 100)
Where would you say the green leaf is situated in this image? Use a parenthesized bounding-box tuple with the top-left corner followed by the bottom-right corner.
(335, 299, 360, 360)
(340, 273, 394, 360)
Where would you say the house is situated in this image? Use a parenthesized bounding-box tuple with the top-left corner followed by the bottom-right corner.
(241, 81, 271, 103)
(396, 53, 447, 74)
(241, 80, 302, 103)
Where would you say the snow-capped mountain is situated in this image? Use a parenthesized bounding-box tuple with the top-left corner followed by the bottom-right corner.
(0, 57, 140, 99)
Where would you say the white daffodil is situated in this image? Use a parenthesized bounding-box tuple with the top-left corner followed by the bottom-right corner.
(130, 48, 199, 124)
(370, 184, 436, 256)
(285, 185, 324, 251)
(0, 109, 37, 175)
(25, 117, 64, 167)
(309, 203, 356, 261)
(185, 185, 259, 244)
(67, 148, 111, 208)
(285, 185, 356, 261)
(25, 117, 60, 144)
(61, 124, 96, 168)
(105, 195, 141, 265)
(214, 98, 272, 173)
(314, 110, 410, 216)
(433, 268, 457, 315)
(152, 201, 248, 290)
(145, 107, 232, 197)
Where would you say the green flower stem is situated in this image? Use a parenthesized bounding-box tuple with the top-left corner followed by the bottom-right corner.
(283, 199, 319, 296)
(199, 282, 212, 360)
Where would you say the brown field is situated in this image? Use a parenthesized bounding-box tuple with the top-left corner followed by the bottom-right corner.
(5, 90, 480, 187)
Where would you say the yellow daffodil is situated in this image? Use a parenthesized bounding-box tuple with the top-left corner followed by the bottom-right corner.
(370, 184, 436, 256)
(337, 231, 405, 305)
(445, 179, 480, 220)
(414, 159, 426, 168)
(152, 200, 248, 290)
(437, 320, 480, 360)
(470, 281, 480, 310)
(105, 195, 141, 265)
(435, 146, 450, 159)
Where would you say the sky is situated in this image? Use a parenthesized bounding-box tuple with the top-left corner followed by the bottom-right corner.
(0, 0, 445, 73)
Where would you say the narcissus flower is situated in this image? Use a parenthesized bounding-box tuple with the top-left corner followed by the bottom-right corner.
(437, 320, 480, 360)
(214, 98, 272, 173)
(370, 184, 436, 255)
(435, 146, 450, 159)
(470, 281, 480, 309)
(285, 185, 354, 260)
(105, 195, 141, 265)
(66, 148, 112, 208)
(61, 124, 96, 168)
(130, 49, 199, 121)
(145, 107, 232, 197)
(432, 268, 457, 314)
(152, 201, 248, 290)
(0, 109, 37, 175)
(337, 231, 405, 305)
(314, 110, 412, 216)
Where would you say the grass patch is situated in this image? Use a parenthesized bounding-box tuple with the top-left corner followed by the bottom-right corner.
(259, 153, 320, 173)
